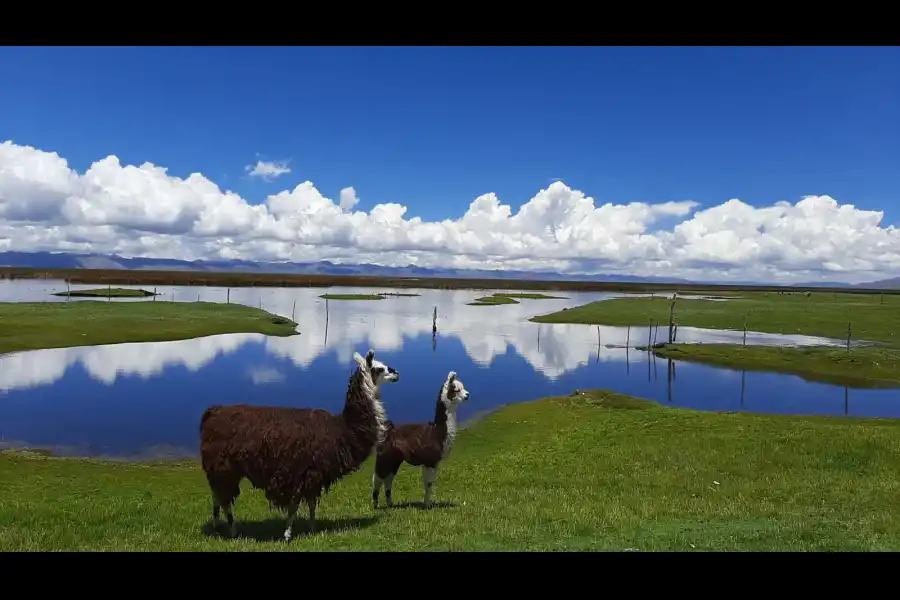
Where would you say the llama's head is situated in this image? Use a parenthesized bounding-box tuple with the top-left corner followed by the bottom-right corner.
(354, 349, 400, 390)
(440, 371, 469, 411)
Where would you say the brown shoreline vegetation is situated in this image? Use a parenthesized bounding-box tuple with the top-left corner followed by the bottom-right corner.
(2, 267, 896, 295)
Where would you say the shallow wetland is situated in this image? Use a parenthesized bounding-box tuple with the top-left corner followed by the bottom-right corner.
(1, 278, 898, 460)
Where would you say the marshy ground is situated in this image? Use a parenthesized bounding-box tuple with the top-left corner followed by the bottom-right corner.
(531, 291, 900, 388)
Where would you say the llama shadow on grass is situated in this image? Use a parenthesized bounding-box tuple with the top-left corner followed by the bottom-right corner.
(378, 500, 457, 510)
(201, 515, 379, 542)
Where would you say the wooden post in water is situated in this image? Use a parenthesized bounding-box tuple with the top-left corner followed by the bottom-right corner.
(153, 287, 156, 301)
(666, 358, 674, 403)
(226, 288, 230, 304)
(673, 324, 678, 343)
(291, 299, 296, 322)
(743, 319, 747, 347)
(647, 320, 653, 348)
(66, 280, 70, 302)
(626, 325, 631, 349)
(846, 321, 852, 353)
(432, 306, 438, 335)
(108, 283, 111, 302)
(667, 298, 676, 343)
(537, 326, 540, 350)
(596, 325, 601, 348)
(740, 370, 746, 407)
(197, 293, 200, 303)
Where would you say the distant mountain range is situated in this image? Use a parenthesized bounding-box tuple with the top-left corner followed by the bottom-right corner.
(0, 250, 894, 289)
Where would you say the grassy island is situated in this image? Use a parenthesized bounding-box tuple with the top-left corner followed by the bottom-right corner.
(467, 292, 566, 306)
(318, 294, 385, 301)
(52, 287, 157, 298)
(0, 301, 299, 356)
(531, 291, 900, 388)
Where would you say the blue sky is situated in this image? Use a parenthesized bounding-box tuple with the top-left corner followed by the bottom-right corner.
(2, 45, 897, 221)
(0, 46, 898, 282)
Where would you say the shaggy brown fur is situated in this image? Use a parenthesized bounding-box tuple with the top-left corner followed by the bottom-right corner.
(199, 349, 399, 541)
(372, 370, 469, 509)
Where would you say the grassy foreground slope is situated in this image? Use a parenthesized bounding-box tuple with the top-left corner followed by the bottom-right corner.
(0, 301, 298, 355)
(1, 390, 899, 551)
(531, 292, 900, 387)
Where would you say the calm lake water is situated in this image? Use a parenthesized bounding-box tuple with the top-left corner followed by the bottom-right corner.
(1, 278, 899, 459)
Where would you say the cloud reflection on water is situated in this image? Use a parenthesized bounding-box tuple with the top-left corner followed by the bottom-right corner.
(0, 281, 842, 393)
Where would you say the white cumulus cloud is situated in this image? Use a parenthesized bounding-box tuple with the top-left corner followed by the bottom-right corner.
(245, 158, 291, 181)
(0, 139, 898, 284)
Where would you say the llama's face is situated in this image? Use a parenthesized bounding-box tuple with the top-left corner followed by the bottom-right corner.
(365, 349, 400, 387)
(442, 371, 469, 410)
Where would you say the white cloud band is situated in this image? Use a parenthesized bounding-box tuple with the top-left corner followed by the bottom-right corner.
(1, 139, 897, 283)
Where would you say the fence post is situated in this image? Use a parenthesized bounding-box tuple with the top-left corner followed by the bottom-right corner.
(846, 321, 852, 352)
(667, 298, 676, 343)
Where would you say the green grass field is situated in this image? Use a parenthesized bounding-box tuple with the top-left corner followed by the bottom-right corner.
(318, 294, 385, 301)
(0, 301, 299, 355)
(2, 389, 899, 551)
(52, 287, 156, 298)
(531, 291, 900, 387)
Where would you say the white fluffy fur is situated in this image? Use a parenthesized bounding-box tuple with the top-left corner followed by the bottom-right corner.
(353, 349, 398, 446)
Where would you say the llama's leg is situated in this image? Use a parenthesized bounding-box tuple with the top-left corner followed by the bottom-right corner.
(383, 470, 396, 507)
(306, 495, 318, 533)
(210, 492, 221, 526)
(223, 502, 237, 537)
(422, 466, 438, 508)
(282, 501, 300, 542)
(208, 472, 241, 537)
(372, 472, 384, 509)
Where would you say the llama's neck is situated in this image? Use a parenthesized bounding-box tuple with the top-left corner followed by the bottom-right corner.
(432, 396, 458, 459)
(342, 368, 386, 452)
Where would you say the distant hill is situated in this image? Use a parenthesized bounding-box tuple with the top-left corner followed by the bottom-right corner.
(0, 250, 695, 285)
(0, 250, 875, 289)
(856, 277, 900, 290)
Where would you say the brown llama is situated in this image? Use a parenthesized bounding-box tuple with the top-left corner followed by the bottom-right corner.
(371, 370, 469, 509)
(199, 349, 400, 541)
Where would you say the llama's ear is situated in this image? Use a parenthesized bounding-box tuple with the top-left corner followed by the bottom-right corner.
(366, 349, 375, 366)
(353, 351, 365, 367)
(447, 371, 457, 383)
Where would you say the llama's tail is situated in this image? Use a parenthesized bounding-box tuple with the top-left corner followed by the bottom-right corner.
(199, 405, 221, 431)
